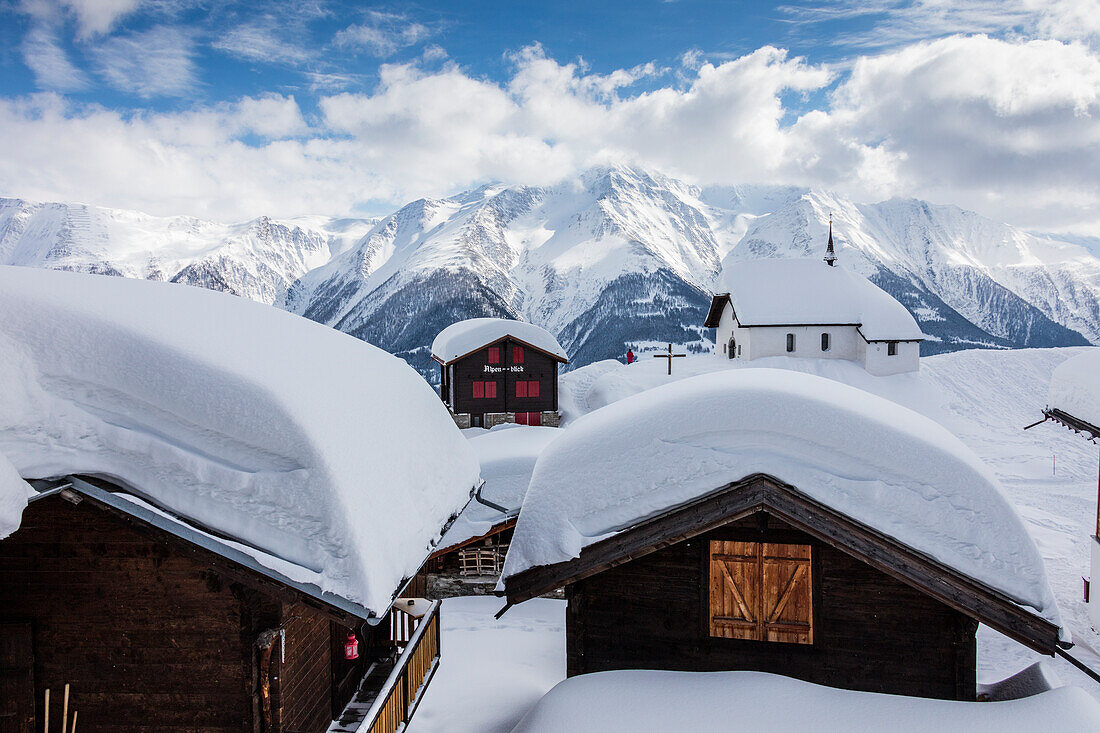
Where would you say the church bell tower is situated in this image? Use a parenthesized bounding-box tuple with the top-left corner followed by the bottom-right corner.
(824, 219, 837, 267)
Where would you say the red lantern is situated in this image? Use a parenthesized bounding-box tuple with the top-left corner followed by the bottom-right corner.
(344, 633, 359, 660)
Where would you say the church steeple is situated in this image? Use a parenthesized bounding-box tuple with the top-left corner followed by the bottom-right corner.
(824, 219, 837, 267)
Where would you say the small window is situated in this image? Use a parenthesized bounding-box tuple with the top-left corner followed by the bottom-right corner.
(786, 333, 795, 353)
(723, 342, 727, 354)
(488, 347, 500, 364)
(820, 333, 830, 352)
(738, 345, 742, 356)
(888, 342, 898, 356)
(512, 346, 524, 364)
(472, 381, 484, 399)
(709, 540, 813, 644)
(485, 381, 497, 399)
(516, 381, 527, 398)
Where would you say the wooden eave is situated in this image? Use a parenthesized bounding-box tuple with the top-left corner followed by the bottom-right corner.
(704, 294, 731, 328)
(429, 516, 518, 560)
(1043, 407, 1100, 442)
(502, 474, 1061, 654)
(29, 477, 375, 627)
(432, 334, 569, 367)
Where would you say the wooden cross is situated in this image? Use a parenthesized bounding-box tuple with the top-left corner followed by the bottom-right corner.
(653, 343, 686, 375)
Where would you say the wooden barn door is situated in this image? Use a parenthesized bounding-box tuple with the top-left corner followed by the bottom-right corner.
(0, 622, 35, 733)
(709, 541, 813, 644)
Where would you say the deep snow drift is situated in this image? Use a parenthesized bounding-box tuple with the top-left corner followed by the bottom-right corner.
(0, 450, 32, 539)
(1048, 348, 1100, 428)
(510, 670, 1100, 732)
(0, 266, 480, 615)
(431, 318, 568, 363)
(504, 368, 1060, 628)
(438, 425, 562, 553)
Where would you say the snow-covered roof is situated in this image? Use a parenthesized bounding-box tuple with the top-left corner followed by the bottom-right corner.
(431, 318, 568, 364)
(0, 265, 480, 617)
(437, 425, 562, 553)
(1048, 348, 1100, 431)
(503, 369, 1060, 627)
(721, 258, 924, 341)
(511, 670, 1100, 732)
(0, 450, 33, 540)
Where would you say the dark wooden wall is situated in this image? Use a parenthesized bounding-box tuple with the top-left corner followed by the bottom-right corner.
(0, 497, 254, 732)
(278, 602, 332, 733)
(566, 513, 977, 700)
(448, 338, 559, 416)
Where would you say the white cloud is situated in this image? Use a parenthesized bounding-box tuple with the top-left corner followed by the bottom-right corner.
(213, 17, 317, 66)
(334, 10, 435, 57)
(89, 25, 197, 97)
(1, 37, 1098, 233)
(59, 0, 141, 38)
(21, 24, 90, 91)
(813, 35, 1100, 226)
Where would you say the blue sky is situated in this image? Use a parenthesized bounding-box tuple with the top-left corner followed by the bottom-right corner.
(0, 1, 1098, 232)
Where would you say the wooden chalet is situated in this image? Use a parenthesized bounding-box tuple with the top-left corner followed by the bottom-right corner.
(503, 474, 1061, 700)
(500, 370, 1067, 701)
(0, 476, 442, 733)
(431, 319, 568, 428)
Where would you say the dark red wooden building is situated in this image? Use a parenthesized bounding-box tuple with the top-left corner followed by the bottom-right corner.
(0, 476, 443, 733)
(431, 319, 568, 428)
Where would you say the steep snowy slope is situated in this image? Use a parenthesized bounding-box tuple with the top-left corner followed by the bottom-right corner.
(285, 168, 721, 375)
(0, 197, 375, 304)
(4, 167, 1098, 376)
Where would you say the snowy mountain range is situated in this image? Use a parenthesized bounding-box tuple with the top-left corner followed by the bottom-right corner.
(2, 166, 1098, 378)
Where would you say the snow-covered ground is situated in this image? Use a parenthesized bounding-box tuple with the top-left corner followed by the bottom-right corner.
(511, 669, 1100, 731)
(405, 597, 565, 733)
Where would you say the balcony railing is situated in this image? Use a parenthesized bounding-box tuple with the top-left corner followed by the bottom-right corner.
(362, 599, 441, 733)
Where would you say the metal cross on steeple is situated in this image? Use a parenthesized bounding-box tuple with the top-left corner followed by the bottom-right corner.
(653, 343, 686, 375)
(824, 218, 837, 267)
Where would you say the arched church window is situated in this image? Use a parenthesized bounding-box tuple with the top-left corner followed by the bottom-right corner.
(821, 333, 830, 352)
(786, 333, 795, 352)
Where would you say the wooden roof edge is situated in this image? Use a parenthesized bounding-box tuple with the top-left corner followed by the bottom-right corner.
(428, 517, 518, 559)
(434, 333, 569, 366)
(502, 474, 1060, 653)
(30, 477, 377, 626)
(1043, 407, 1100, 442)
(703, 294, 731, 328)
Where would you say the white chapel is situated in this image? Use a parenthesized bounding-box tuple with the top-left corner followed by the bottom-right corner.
(704, 225, 925, 376)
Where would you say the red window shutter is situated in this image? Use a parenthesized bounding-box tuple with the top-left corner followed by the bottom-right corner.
(529, 380, 539, 398)
(516, 381, 527, 398)
(488, 347, 500, 364)
(486, 381, 497, 399)
(515, 411, 528, 425)
(472, 381, 484, 399)
(513, 346, 524, 364)
(528, 411, 541, 426)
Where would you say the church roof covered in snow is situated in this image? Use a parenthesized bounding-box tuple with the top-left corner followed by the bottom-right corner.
(717, 259, 924, 342)
(431, 318, 568, 364)
(1047, 348, 1100, 437)
(0, 265, 480, 618)
(501, 369, 1060, 633)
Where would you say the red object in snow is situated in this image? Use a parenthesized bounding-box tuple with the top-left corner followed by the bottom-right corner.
(626, 350, 635, 364)
(344, 633, 359, 660)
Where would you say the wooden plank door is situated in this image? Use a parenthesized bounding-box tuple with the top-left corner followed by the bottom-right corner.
(0, 622, 35, 733)
(761, 543, 813, 644)
(709, 541, 760, 640)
